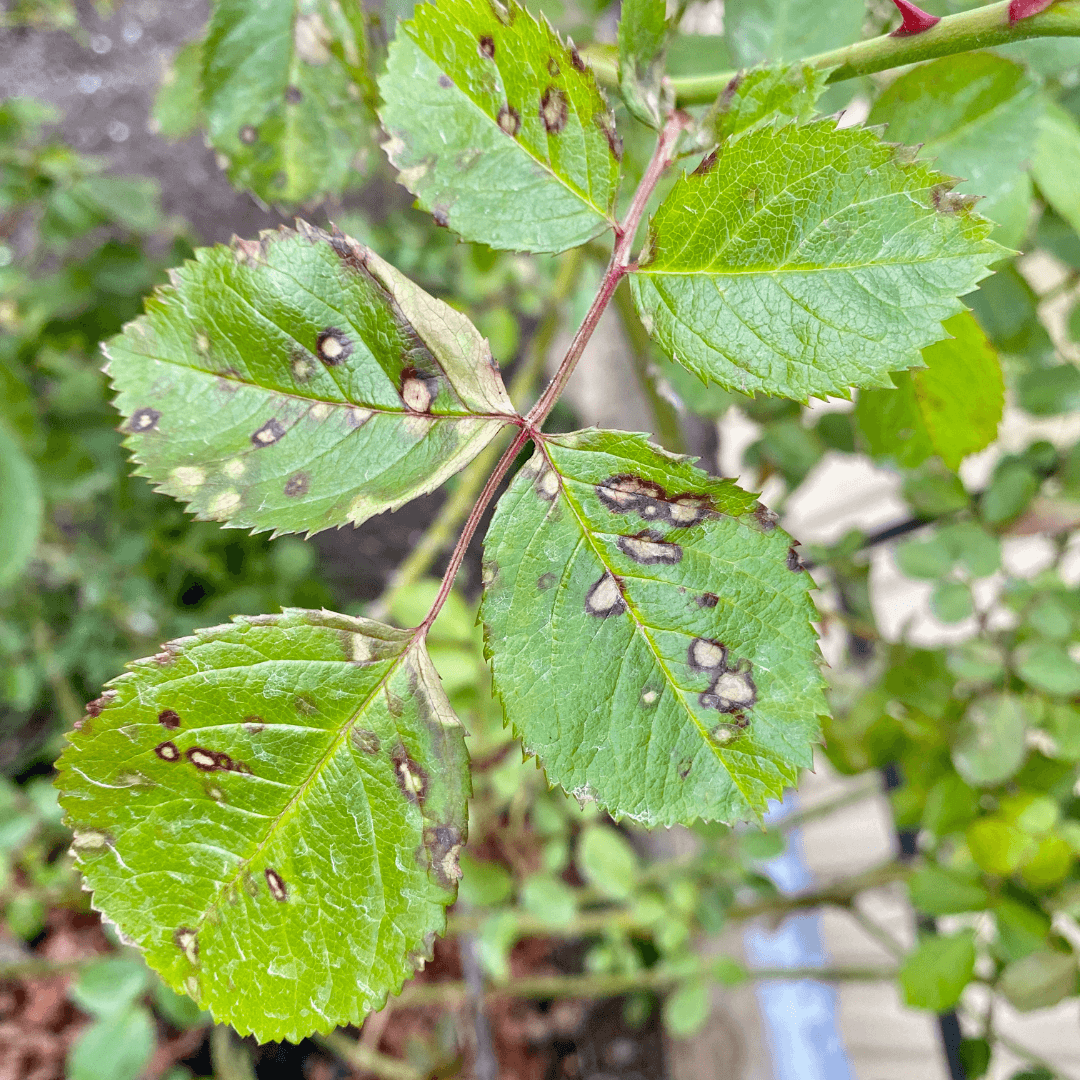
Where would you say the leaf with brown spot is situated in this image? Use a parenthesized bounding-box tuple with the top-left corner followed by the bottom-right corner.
(105, 222, 518, 537)
(481, 430, 826, 826)
(379, 0, 621, 253)
(56, 610, 469, 1043)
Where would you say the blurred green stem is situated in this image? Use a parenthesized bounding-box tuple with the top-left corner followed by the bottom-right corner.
(316, 1031, 425, 1080)
(368, 247, 585, 620)
(611, 278, 686, 454)
(209, 1025, 256, 1080)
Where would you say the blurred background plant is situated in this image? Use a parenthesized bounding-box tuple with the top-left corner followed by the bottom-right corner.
(1, 0, 1080, 1078)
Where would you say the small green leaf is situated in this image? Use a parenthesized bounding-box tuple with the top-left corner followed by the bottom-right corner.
(999, 949, 1078, 1012)
(938, 522, 1000, 579)
(931, 580, 973, 624)
(952, 695, 1029, 788)
(969, 818, 1032, 876)
(105, 222, 516, 537)
(911, 312, 1004, 472)
(457, 853, 514, 907)
(379, 0, 621, 253)
(631, 122, 1001, 401)
(895, 537, 953, 581)
(1017, 363, 1080, 417)
(1016, 643, 1080, 697)
(152, 38, 204, 141)
(1033, 102, 1080, 237)
(908, 866, 990, 916)
(868, 54, 1043, 243)
(855, 374, 934, 468)
(56, 610, 470, 1042)
(577, 824, 639, 900)
(70, 957, 150, 1016)
(663, 979, 711, 1037)
(67, 1006, 156, 1080)
(899, 931, 976, 1012)
(959, 1038, 991, 1080)
(520, 872, 578, 927)
(708, 63, 831, 143)
(481, 430, 825, 826)
(981, 460, 1040, 526)
(0, 422, 42, 590)
(723, 0, 864, 66)
(202, 0, 372, 203)
(618, 0, 669, 127)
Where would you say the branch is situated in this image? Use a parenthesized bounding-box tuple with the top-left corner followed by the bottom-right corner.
(581, 0, 1080, 106)
(316, 1032, 425, 1080)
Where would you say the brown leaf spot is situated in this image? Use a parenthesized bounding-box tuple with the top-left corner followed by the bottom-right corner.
(158, 709, 181, 730)
(585, 571, 626, 618)
(667, 495, 712, 527)
(86, 691, 116, 717)
(931, 184, 978, 213)
(295, 694, 318, 716)
(265, 867, 287, 902)
(697, 593, 719, 608)
(154, 741, 180, 762)
(185, 747, 252, 774)
(596, 474, 666, 515)
(173, 927, 199, 964)
(594, 112, 623, 162)
(238, 125, 257, 144)
(641, 687, 660, 708)
(497, 104, 521, 137)
(251, 418, 286, 447)
(128, 407, 161, 433)
(693, 149, 719, 177)
(688, 637, 727, 672)
(534, 466, 559, 501)
(678, 758, 693, 780)
(787, 546, 805, 572)
(424, 824, 464, 890)
(540, 87, 568, 134)
(392, 743, 429, 804)
(283, 472, 309, 498)
(547, 56, 560, 76)
(242, 716, 265, 734)
(481, 558, 499, 588)
(537, 571, 557, 590)
(351, 728, 381, 755)
(285, 85, 303, 104)
(438, 74, 453, 89)
(718, 73, 743, 112)
(432, 206, 450, 228)
(700, 659, 757, 714)
(617, 529, 682, 566)
(478, 35, 495, 58)
(570, 46, 586, 71)
(754, 504, 779, 531)
(400, 368, 438, 412)
(316, 327, 352, 366)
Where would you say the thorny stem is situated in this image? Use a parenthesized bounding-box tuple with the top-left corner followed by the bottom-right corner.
(418, 111, 690, 633)
(581, 0, 1080, 105)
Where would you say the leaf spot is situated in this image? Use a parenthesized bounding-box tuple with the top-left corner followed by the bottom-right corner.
(438, 74, 453, 89)
(617, 529, 683, 565)
(170, 466, 205, 493)
(72, 829, 111, 850)
(431, 206, 450, 228)
(223, 457, 245, 479)
(693, 150, 719, 177)
(547, 56, 560, 76)
(689, 638, 727, 672)
(401, 370, 437, 412)
(585, 571, 626, 618)
(570, 46, 586, 71)
(478, 34, 495, 58)
(294, 694, 318, 716)
(678, 758, 693, 779)
(209, 489, 241, 518)
(264, 867, 287, 902)
(251, 418, 286, 447)
(700, 660, 757, 714)
(497, 104, 521, 137)
(173, 927, 199, 964)
(291, 351, 316, 381)
(392, 743, 429, 804)
(316, 328, 352, 366)
(537, 571, 557, 590)
(128, 407, 161, 433)
(594, 112, 623, 162)
(351, 728, 381, 755)
(185, 747, 252, 774)
(423, 825, 463, 890)
(158, 709, 181, 730)
(641, 688, 659, 707)
(242, 717, 265, 734)
(697, 592, 719, 608)
(285, 84, 302, 104)
(535, 467, 559, 500)
(86, 691, 116, 717)
(283, 472, 310, 498)
(753, 504, 779, 531)
(540, 86, 568, 134)
(787, 546, 805, 572)
(154, 741, 180, 762)
(238, 125, 257, 144)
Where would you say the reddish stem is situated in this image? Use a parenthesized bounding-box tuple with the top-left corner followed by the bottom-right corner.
(889, 0, 941, 35)
(418, 110, 691, 634)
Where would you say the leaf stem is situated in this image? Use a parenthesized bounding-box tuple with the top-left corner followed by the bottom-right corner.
(419, 112, 689, 632)
(581, 0, 1080, 105)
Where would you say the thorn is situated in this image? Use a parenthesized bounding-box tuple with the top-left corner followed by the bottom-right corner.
(1009, 0, 1054, 22)
(888, 0, 940, 35)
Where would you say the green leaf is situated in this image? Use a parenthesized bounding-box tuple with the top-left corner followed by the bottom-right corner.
(67, 1006, 156, 1080)
(855, 374, 935, 469)
(70, 958, 150, 1016)
(577, 824, 639, 900)
(152, 38, 204, 141)
(938, 522, 1000, 578)
(708, 64, 831, 144)
(663, 979, 711, 1037)
(1017, 363, 1080, 417)
(907, 866, 990, 917)
(630, 122, 1001, 401)
(723, 0, 863, 66)
(969, 818, 1033, 876)
(379, 0, 621, 253)
(911, 312, 1003, 471)
(999, 949, 1078, 1012)
(867, 54, 1043, 242)
(202, 0, 372, 203)
(952, 695, 1029, 788)
(931, 580, 973, 624)
(104, 222, 516, 537)
(0, 422, 42, 591)
(895, 537, 953, 581)
(899, 931, 976, 1013)
(618, 0, 669, 127)
(1033, 102, 1080, 237)
(56, 610, 470, 1042)
(481, 430, 826, 826)
(1016, 642, 1080, 697)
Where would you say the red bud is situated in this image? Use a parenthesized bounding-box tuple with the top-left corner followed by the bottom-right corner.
(1009, 0, 1055, 22)
(889, 0, 941, 35)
